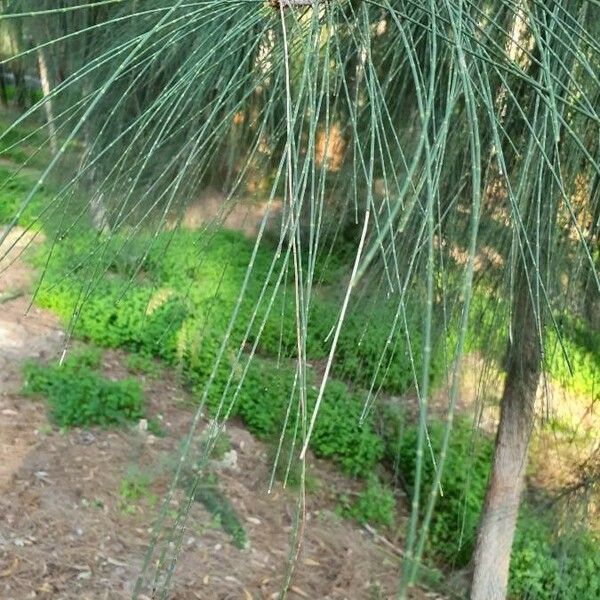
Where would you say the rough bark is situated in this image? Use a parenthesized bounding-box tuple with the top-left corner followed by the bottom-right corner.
(470, 276, 542, 600)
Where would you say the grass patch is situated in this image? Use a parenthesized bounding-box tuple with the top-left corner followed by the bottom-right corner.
(0, 164, 52, 229)
(125, 352, 162, 378)
(190, 472, 248, 549)
(118, 468, 156, 514)
(383, 413, 493, 567)
(546, 317, 600, 400)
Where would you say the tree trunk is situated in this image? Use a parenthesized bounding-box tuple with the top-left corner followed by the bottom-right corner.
(89, 191, 110, 234)
(0, 64, 8, 107)
(470, 274, 542, 599)
(81, 111, 110, 235)
(37, 47, 59, 156)
(12, 62, 28, 110)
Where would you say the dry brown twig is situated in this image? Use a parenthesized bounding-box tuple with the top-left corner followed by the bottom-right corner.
(269, 0, 315, 8)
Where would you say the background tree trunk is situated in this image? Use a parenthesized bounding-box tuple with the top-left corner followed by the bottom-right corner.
(12, 62, 28, 110)
(0, 63, 8, 106)
(37, 47, 58, 155)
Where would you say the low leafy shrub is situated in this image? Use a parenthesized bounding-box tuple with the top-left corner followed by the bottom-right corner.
(32, 229, 436, 398)
(384, 410, 600, 596)
(510, 509, 600, 599)
(37, 277, 189, 360)
(232, 359, 384, 477)
(68, 346, 103, 369)
(234, 359, 291, 437)
(338, 475, 396, 529)
(333, 298, 447, 395)
(308, 379, 384, 477)
(383, 413, 493, 566)
(146, 417, 166, 437)
(23, 351, 144, 428)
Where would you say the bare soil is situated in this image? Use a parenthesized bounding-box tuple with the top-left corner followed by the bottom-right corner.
(0, 227, 448, 599)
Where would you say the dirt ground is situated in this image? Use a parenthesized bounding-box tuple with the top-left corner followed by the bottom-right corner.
(0, 228, 449, 600)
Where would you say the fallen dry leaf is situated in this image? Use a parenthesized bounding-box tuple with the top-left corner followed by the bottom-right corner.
(290, 585, 309, 598)
(0, 557, 18, 578)
(36, 581, 54, 594)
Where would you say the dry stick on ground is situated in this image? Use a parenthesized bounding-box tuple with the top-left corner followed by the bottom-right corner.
(362, 523, 405, 557)
(0, 289, 24, 304)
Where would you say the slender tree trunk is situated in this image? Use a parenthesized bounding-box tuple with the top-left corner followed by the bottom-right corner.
(89, 191, 109, 234)
(470, 276, 542, 599)
(81, 107, 110, 235)
(0, 64, 8, 107)
(37, 47, 58, 155)
(12, 62, 28, 110)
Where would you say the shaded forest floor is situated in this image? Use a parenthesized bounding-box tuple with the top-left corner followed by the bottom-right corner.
(0, 227, 449, 600)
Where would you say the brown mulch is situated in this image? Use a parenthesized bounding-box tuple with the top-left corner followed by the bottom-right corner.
(0, 227, 448, 600)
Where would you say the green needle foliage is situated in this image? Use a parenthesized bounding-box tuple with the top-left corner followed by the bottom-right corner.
(189, 472, 248, 550)
(1, 0, 599, 598)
